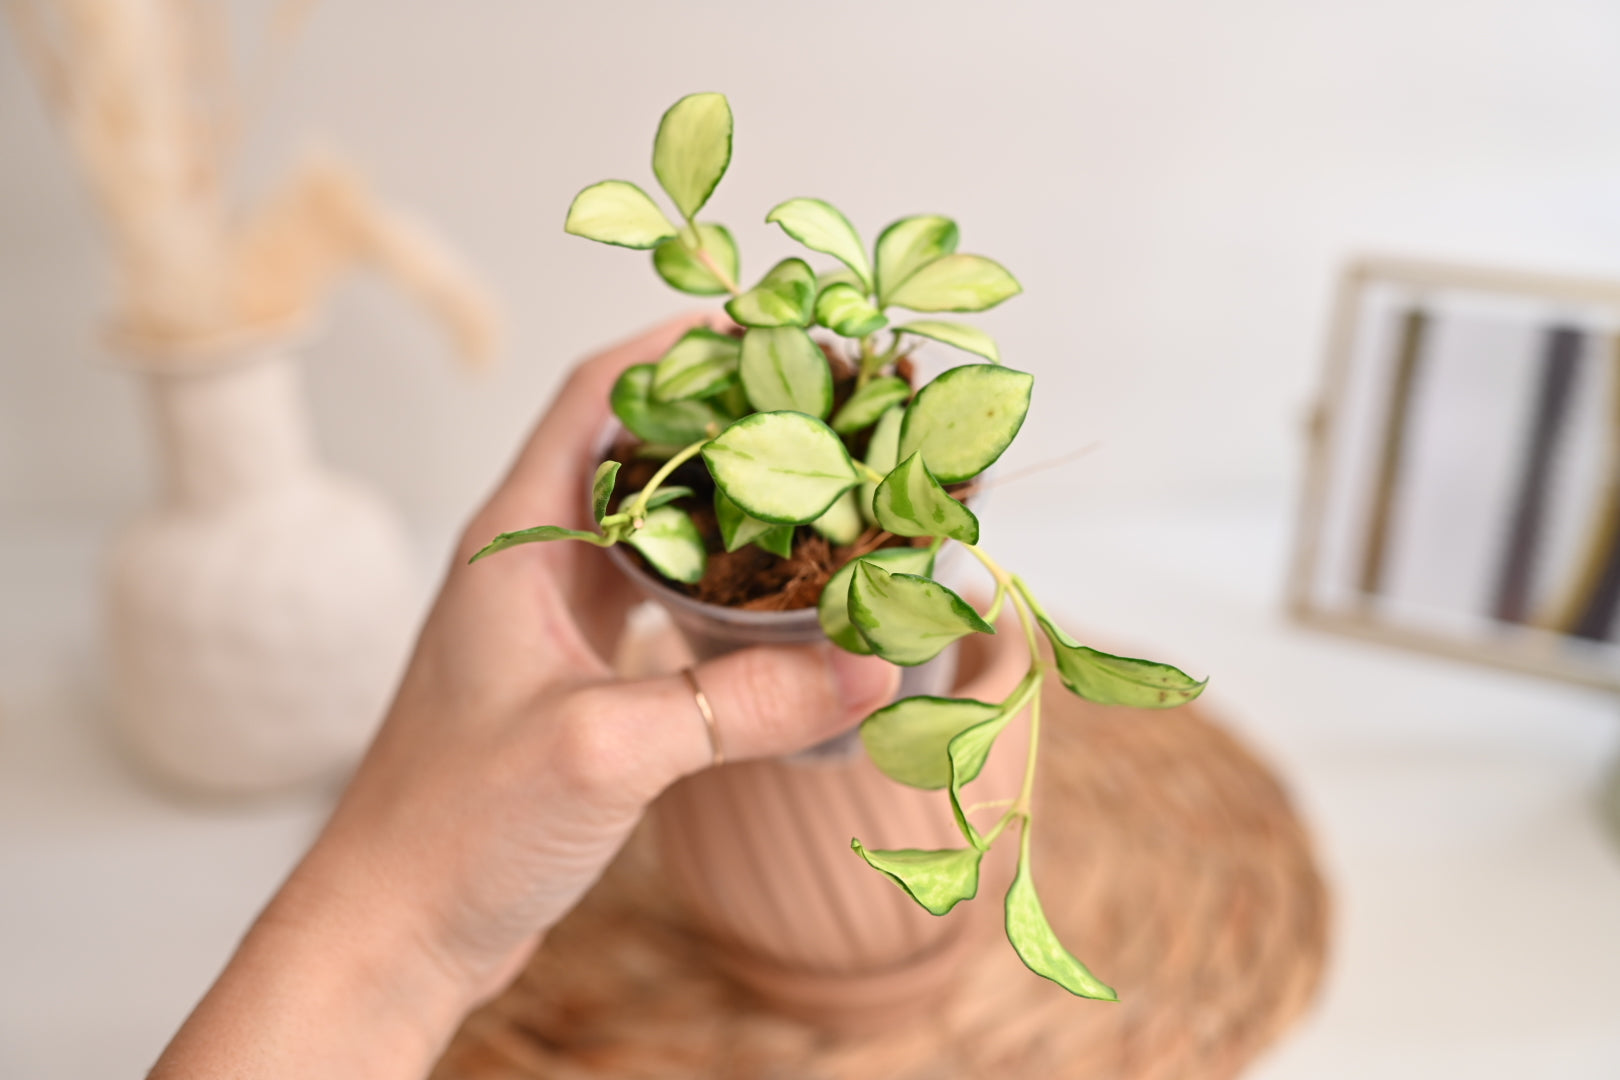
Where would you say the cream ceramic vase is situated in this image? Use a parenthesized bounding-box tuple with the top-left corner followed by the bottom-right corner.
(611, 547, 1029, 1032)
(105, 342, 418, 796)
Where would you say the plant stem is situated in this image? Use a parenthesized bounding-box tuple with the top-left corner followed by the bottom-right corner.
(628, 437, 709, 519)
(683, 222, 742, 296)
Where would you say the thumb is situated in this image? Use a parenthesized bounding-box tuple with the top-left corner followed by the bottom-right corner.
(595, 644, 900, 796)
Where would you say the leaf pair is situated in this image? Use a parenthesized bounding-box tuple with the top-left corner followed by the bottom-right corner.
(875, 215, 1021, 314)
(851, 830, 1115, 1000)
(564, 93, 739, 295)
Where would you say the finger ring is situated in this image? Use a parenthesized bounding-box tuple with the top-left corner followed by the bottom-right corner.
(681, 666, 725, 767)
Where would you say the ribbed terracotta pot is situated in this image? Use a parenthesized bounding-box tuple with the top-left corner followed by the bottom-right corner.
(608, 543, 1029, 1032)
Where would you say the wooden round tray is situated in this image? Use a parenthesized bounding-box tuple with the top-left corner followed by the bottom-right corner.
(433, 674, 1328, 1079)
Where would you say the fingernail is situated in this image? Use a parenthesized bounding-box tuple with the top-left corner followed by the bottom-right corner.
(826, 647, 898, 712)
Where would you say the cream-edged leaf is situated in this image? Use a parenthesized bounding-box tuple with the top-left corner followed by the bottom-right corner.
(702, 411, 858, 524)
(899, 364, 1033, 483)
(817, 545, 936, 653)
(652, 92, 732, 219)
(831, 375, 910, 435)
(851, 841, 982, 916)
(610, 364, 724, 445)
(887, 254, 1022, 313)
(767, 198, 872, 290)
(714, 488, 794, 557)
(1037, 615, 1208, 708)
(564, 180, 677, 249)
(625, 505, 707, 584)
(739, 326, 833, 418)
(1006, 828, 1118, 1000)
(874, 215, 958, 305)
(815, 283, 888, 338)
(726, 257, 817, 328)
(848, 561, 994, 666)
(896, 320, 1001, 364)
(873, 451, 979, 543)
(861, 695, 1003, 789)
(652, 224, 740, 296)
(651, 328, 741, 402)
(591, 461, 621, 524)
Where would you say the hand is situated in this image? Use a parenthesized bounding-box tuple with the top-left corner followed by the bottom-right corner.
(150, 313, 900, 1079)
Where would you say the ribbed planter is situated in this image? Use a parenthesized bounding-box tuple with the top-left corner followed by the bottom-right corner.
(607, 543, 1028, 1032)
(105, 339, 418, 796)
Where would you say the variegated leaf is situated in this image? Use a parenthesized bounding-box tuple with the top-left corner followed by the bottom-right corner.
(873, 451, 979, 543)
(851, 841, 983, 916)
(817, 545, 936, 654)
(652, 92, 732, 219)
(564, 180, 677, 249)
(702, 411, 858, 524)
(900, 365, 1033, 483)
(848, 561, 994, 666)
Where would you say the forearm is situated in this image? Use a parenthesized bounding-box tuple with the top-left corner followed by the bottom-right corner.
(150, 853, 475, 1080)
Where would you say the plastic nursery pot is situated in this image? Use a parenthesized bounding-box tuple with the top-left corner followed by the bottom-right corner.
(590, 440, 1028, 1033)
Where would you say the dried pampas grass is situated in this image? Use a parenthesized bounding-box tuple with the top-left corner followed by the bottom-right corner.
(7, 0, 498, 367)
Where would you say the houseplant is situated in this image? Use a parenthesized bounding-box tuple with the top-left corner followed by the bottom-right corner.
(474, 92, 1207, 1004)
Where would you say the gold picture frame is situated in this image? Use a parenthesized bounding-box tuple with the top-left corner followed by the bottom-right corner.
(1290, 255, 1620, 691)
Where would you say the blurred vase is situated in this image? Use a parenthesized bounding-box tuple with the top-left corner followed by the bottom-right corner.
(610, 546, 1029, 1032)
(105, 337, 417, 797)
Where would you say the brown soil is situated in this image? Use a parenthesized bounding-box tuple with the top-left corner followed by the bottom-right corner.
(611, 343, 922, 611)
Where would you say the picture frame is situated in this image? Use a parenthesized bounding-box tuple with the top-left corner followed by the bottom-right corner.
(1290, 255, 1620, 691)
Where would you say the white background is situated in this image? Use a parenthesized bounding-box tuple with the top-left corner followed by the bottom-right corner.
(6, 0, 1620, 524)
(4, 2, 1620, 1077)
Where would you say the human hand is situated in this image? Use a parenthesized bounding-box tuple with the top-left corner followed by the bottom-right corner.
(151, 313, 900, 1079)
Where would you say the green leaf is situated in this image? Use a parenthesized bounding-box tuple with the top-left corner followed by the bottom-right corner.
(860, 695, 1002, 789)
(652, 224, 739, 296)
(652, 92, 732, 220)
(859, 405, 905, 524)
(715, 488, 775, 552)
(1005, 827, 1117, 1000)
(625, 505, 707, 584)
(651, 328, 741, 402)
(564, 180, 677, 249)
(766, 198, 873, 290)
(591, 461, 621, 524)
(726, 257, 817, 328)
(887, 254, 1022, 313)
(848, 561, 994, 666)
(874, 215, 958, 305)
(851, 841, 982, 916)
(621, 485, 694, 513)
(811, 489, 863, 545)
(738, 326, 833, 418)
(896, 320, 1001, 364)
(817, 546, 936, 653)
(1036, 615, 1208, 708)
(900, 365, 1033, 483)
(469, 525, 605, 563)
(610, 364, 724, 445)
(814, 283, 888, 338)
(702, 411, 858, 524)
(832, 376, 910, 436)
(873, 451, 979, 543)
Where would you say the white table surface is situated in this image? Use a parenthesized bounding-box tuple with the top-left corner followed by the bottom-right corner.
(4, 494, 1619, 1078)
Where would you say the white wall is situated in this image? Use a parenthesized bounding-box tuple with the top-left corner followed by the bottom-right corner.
(5, 0, 1620, 528)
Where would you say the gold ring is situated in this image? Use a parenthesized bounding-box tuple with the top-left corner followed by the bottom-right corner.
(681, 666, 724, 767)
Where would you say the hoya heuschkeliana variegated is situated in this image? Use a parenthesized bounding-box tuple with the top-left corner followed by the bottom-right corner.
(473, 92, 1207, 1001)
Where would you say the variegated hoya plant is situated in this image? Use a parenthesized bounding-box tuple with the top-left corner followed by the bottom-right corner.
(474, 93, 1207, 1000)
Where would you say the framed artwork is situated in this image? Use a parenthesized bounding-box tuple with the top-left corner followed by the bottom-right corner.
(1291, 256, 1620, 690)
